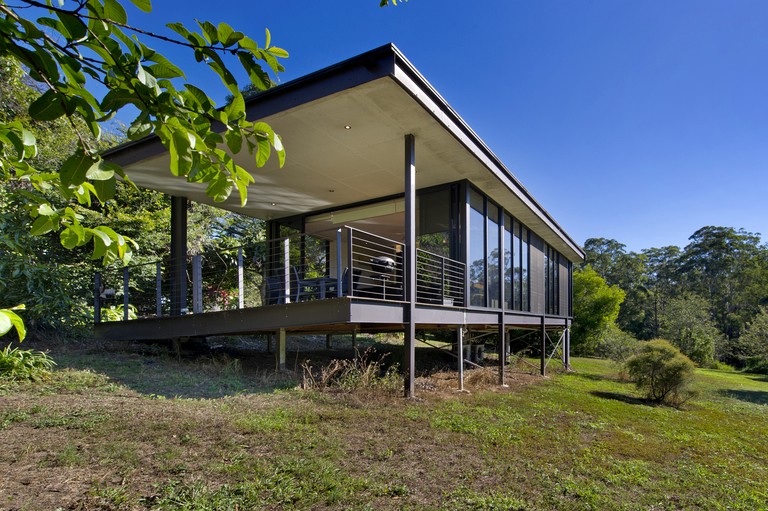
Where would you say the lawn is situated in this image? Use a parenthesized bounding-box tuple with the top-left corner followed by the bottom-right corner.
(1, 342, 766, 510)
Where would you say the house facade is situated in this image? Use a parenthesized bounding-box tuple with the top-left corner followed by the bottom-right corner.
(97, 44, 585, 396)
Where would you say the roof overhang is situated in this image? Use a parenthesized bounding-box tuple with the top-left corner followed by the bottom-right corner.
(105, 44, 585, 262)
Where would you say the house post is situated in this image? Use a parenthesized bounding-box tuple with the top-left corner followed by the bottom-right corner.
(404, 133, 416, 398)
(277, 328, 286, 371)
(457, 326, 464, 391)
(498, 207, 506, 386)
(541, 316, 546, 376)
(565, 319, 571, 370)
(170, 196, 187, 316)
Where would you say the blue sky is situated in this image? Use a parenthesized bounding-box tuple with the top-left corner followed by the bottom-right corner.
(121, 0, 768, 253)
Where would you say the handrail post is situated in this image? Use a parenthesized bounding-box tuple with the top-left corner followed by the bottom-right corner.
(346, 228, 354, 297)
(237, 247, 244, 309)
(122, 268, 130, 320)
(94, 272, 102, 324)
(283, 238, 291, 304)
(192, 255, 203, 314)
(440, 255, 446, 303)
(156, 262, 162, 317)
(336, 229, 343, 298)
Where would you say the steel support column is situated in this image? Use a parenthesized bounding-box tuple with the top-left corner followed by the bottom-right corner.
(170, 196, 187, 316)
(540, 316, 546, 376)
(404, 134, 416, 398)
(277, 328, 286, 371)
(457, 326, 464, 391)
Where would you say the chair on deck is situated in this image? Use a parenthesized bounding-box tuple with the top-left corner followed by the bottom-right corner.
(264, 276, 286, 305)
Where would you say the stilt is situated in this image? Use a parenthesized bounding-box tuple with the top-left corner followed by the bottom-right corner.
(403, 133, 416, 398)
(326, 334, 333, 349)
(498, 312, 506, 386)
(277, 328, 286, 371)
(540, 316, 546, 376)
(457, 326, 464, 391)
(351, 330, 357, 350)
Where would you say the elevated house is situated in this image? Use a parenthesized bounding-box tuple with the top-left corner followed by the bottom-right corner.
(97, 44, 585, 395)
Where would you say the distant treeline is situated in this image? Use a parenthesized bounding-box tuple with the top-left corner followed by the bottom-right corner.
(578, 226, 768, 368)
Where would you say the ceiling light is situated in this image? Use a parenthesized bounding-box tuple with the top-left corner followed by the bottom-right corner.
(271, 202, 277, 206)
(344, 125, 351, 130)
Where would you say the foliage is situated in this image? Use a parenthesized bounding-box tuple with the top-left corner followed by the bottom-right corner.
(0, 0, 287, 268)
(0, 344, 56, 381)
(744, 356, 768, 375)
(582, 228, 768, 368)
(625, 339, 697, 405)
(737, 306, 768, 360)
(594, 324, 639, 364)
(571, 265, 625, 355)
(301, 348, 401, 395)
(659, 294, 721, 366)
(0, 305, 26, 341)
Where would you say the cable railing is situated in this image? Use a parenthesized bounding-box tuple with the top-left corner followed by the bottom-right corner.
(94, 227, 467, 323)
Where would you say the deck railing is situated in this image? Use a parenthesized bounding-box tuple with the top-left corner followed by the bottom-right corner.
(94, 227, 466, 322)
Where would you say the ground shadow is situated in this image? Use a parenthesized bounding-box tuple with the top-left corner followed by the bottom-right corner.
(51, 336, 460, 399)
(590, 391, 648, 406)
(748, 375, 768, 383)
(718, 389, 768, 406)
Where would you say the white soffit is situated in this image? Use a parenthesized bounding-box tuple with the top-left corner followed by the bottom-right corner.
(118, 71, 581, 261)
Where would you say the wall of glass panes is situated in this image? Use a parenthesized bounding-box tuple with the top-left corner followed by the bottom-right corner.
(468, 186, 536, 311)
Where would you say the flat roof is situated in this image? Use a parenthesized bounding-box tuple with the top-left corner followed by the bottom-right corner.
(105, 44, 585, 262)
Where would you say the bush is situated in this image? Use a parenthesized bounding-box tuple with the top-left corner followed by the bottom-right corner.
(0, 344, 56, 381)
(624, 339, 696, 406)
(745, 356, 768, 375)
(595, 325, 639, 363)
(301, 348, 401, 396)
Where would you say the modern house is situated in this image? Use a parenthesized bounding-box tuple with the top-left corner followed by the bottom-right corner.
(96, 44, 585, 396)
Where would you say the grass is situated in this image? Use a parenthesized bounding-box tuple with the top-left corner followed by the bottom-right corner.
(1, 345, 767, 510)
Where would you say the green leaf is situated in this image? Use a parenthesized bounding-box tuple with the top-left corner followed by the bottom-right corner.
(28, 90, 66, 121)
(225, 129, 242, 153)
(60, 151, 97, 187)
(127, 114, 153, 140)
(127, 0, 152, 13)
(30, 215, 54, 236)
(92, 177, 116, 202)
(103, 0, 128, 23)
(207, 175, 233, 202)
(265, 28, 271, 49)
(56, 11, 87, 41)
(183, 84, 214, 111)
(224, 92, 245, 121)
(0, 308, 26, 341)
(86, 160, 117, 181)
(36, 203, 56, 216)
(197, 20, 219, 44)
(268, 46, 289, 59)
(60, 224, 86, 249)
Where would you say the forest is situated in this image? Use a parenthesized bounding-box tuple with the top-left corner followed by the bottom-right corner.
(574, 229, 768, 372)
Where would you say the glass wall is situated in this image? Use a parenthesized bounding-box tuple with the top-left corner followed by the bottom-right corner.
(487, 203, 500, 308)
(521, 226, 529, 311)
(469, 189, 486, 306)
(545, 244, 561, 315)
(417, 187, 451, 257)
(504, 214, 513, 310)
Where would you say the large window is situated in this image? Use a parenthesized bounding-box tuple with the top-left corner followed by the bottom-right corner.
(469, 189, 486, 306)
(417, 188, 451, 257)
(521, 225, 529, 311)
(504, 215, 513, 310)
(545, 244, 560, 315)
(487, 203, 500, 308)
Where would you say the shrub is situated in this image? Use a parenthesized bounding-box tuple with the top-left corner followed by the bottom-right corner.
(745, 356, 768, 375)
(595, 325, 640, 364)
(624, 339, 696, 406)
(301, 348, 401, 396)
(0, 344, 56, 381)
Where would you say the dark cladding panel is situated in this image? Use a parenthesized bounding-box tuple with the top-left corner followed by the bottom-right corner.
(528, 232, 545, 315)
